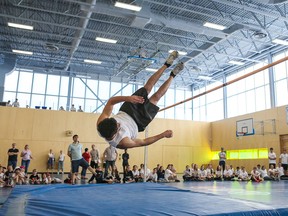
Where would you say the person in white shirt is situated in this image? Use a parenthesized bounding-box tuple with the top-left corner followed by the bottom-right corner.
(70, 104, 76, 112)
(20, 145, 33, 174)
(268, 147, 277, 169)
(12, 99, 20, 107)
(206, 164, 214, 181)
(97, 51, 184, 149)
(218, 147, 226, 171)
(58, 150, 65, 175)
(223, 165, 234, 180)
(214, 165, 222, 180)
(268, 164, 279, 180)
(251, 167, 263, 182)
(139, 163, 151, 181)
(47, 149, 55, 171)
(147, 168, 158, 182)
(132, 165, 140, 182)
(199, 165, 207, 181)
(276, 163, 285, 179)
(238, 167, 250, 181)
(164, 164, 180, 182)
(183, 165, 192, 181)
(6, 100, 12, 107)
(279, 149, 288, 174)
(260, 165, 273, 181)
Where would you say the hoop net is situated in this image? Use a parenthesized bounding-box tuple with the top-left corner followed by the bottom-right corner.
(237, 132, 247, 139)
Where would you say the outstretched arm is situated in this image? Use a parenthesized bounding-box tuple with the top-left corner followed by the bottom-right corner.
(97, 96, 144, 126)
(117, 130, 173, 149)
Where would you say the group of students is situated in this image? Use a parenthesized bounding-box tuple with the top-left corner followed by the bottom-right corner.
(182, 162, 286, 182)
(122, 163, 180, 183)
(0, 165, 62, 187)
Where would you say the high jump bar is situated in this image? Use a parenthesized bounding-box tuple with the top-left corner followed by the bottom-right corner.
(159, 55, 288, 112)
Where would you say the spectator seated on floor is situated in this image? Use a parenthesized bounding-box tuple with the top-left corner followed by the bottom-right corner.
(112, 166, 121, 183)
(214, 165, 222, 181)
(268, 164, 279, 181)
(206, 164, 214, 181)
(0, 166, 6, 186)
(132, 165, 140, 182)
(164, 164, 180, 182)
(260, 165, 274, 181)
(234, 167, 241, 177)
(147, 168, 158, 183)
(183, 165, 193, 181)
(157, 166, 166, 182)
(123, 165, 135, 183)
(238, 167, 250, 181)
(29, 169, 40, 184)
(4, 165, 15, 187)
(88, 167, 113, 184)
(276, 163, 285, 180)
(251, 167, 263, 182)
(198, 165, 207, 181)
(139, 163, 151, 182)
(223, 165, 234, 181)
(41, 173, 51, 184)
(14, 167, 27, 185)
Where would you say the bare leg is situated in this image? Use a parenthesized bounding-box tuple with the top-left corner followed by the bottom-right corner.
(87, 166, 96, 175)
(144, 65, 168, 95)
(149, 76, 173, 105)
(71, 173, 76, 184)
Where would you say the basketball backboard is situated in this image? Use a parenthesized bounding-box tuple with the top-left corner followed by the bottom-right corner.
(236, 118, 254, 137)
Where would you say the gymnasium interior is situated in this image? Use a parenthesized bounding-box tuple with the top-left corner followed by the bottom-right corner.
(1, 0, 288, 215)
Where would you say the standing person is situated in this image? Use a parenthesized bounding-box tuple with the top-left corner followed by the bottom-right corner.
(20, 145, 33, 174)
(103, 145, 118, 178)
(6, 100, 12, 107)
(67, 135, 96, 185)
(268, 147, 277, 169)
(122, 149, 129, 180)
(12, 98, 20, 107)
(77, 106, 83, 112)
(90, 145, 100, 169)
(81, 148, 91, 179)
(279, 148, 288, 175)
(218, 147, 226, 172)
(97, 51, 184, 149)
(70, 104, 76, 112)
(47, 149, 55, 171)
(58, 150, 65, 175)
(7, 143, 19, 170)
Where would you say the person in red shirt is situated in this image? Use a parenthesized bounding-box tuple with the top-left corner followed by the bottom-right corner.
(81, 148, 91, 179)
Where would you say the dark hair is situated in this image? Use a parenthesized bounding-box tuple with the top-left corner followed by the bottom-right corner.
(85, 148, 88, 152)
(97, 118, 118, 139)
(73, 134, 78, 139)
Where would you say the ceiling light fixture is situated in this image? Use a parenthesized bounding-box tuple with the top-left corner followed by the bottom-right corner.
(84, 59, 102, 64)
(198, 75, 212, 81)
(168, 50, 187, 55)
(96, 37, 117, 44)
(12, 49, 33, 55)
(272, 39, 288, 46)
(145, 68, 158, 72)
(203, 22, 226, 30)
(76, 75, 91, 79)
(228, 60, 245, 66)
(8, 22, 33, 30)
(114, 2, 142, 11)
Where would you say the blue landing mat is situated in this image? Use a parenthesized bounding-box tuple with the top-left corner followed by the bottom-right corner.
(0, 183, 287, 216)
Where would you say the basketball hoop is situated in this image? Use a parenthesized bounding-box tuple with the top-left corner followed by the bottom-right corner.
(237, 132, 247, 139)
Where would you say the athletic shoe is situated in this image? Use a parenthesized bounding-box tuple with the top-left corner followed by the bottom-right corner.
(170, 62, 184, 77)
(165, 51, 179, 67)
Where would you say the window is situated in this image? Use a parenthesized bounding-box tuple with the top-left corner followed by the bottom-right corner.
(46, 75, 60, 95)
(32, 73, 47, 94)
(18, 72, 32, 93)
(4, 70, 18, 91)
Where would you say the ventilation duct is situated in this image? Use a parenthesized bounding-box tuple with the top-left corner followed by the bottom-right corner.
(253, 0, 288, 4)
